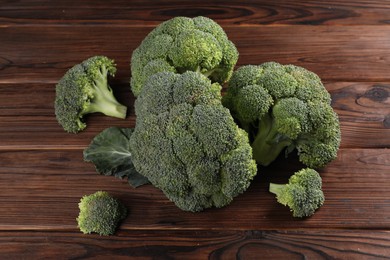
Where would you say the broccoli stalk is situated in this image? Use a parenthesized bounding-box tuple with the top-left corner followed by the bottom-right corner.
(251, 113, 292, 166)
(81, 64, 127, 119)
(268, 183, 285, 195)
(269, 168, 325, 218)
(55, 56, 127, 133)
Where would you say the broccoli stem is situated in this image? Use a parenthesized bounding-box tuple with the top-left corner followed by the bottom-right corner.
(195, 66, 218, 78)
(238, 121, 252, 137)
(269, 183, 284, 196)
(269, 183, 289, 207)
(83, 77, 127, 119)
(86, 99, 127, 119)
(202, 68, 216, 77)
(251, 113, 292, 166)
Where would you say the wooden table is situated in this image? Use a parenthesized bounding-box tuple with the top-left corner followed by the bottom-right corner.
(1, 1, 389, 259)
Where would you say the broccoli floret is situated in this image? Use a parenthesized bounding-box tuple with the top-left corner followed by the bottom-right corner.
(269, 168, 325, 218)
(129, 71, 257, 212)
(77, 191, 127, 236)
(55, 56, 127, 133)
(130, 16, 238, 97)
(222, 62, 341, 168)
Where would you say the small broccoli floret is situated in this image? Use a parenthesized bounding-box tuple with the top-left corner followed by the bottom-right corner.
(222, 62, 341, 168)
(77, 191, 127, 236)
(269, 168, 325, 217)
(55, 56, 127, 133)
(130, 16, 238, 97)
(129, 71, 257, 212)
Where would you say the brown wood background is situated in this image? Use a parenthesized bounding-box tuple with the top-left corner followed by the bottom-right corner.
(1, 1, 389, 259)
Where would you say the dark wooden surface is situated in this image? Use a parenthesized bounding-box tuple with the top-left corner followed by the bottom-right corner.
(1, 1, 389, 259)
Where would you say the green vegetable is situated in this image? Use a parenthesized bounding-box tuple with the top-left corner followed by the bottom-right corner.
(269, 168, 324, 218)
(130, 16, 238, 97)
(222, 62, 341, 168)
(129, 71, 257, 212)
(83, 127, 149, 188)
(77, 191, 127, 235)
(55, 56, 127, 133)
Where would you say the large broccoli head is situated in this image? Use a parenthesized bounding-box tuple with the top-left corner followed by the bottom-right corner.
(222, 62, 341, 168)
(55, 56, 127, 133)
(130, 16, 239, 97)
(269, 168, 325, 218)
(129, 71, 257, 212)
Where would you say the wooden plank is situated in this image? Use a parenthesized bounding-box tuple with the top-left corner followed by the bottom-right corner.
(0, 83, 134, 149)
(1, 26, 390, 83)
(1, 82, 388, 149)
(327, 82, 390, 148)
(0, 83, 132, 117)
(0, 230, 389, 259)
(0, 149, 388, 230)
(2, 0, 390, 26)
(0, 1, 388, 258)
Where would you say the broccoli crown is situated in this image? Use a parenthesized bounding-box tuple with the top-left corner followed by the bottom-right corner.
(55, 56, 127, 133)
(130, 71, 257, 212)
(130, 16, 239, 97)
(77, 191, 127, 236)
(222, 62, 341, 168)
(269, 168, 324, 217)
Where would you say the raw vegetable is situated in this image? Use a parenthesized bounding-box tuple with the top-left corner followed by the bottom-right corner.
(269, 168, 325, 218)
(55, 56, 127, 133)
(85, 71, 257, 212)
(77, 191, 127, 235)
(222, 62, 341, 168)
(130, 16, 238, 97)
(83, 127, 149, 188)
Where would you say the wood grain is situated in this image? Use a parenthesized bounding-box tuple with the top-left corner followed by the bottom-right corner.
(0, 149, 388, 230)
(0, 82, 388, 149)
(1, 230, 389, 259)
(328, 82, 390, 148)
(1, 25, 390, 84)
(1, 1, 389, 258)
(2, 0, 390, 26)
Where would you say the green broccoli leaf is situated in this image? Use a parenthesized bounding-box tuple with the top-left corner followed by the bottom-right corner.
(83, 127, 149, 187)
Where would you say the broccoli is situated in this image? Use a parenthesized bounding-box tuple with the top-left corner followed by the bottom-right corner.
(269, 168, 325, 217)
(55, 56, 127, 133)
(222, 62, 341, 168)
(77, 191, 127, 236)
(130, 16, 238, 97)
(129, 71, 257, 212)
